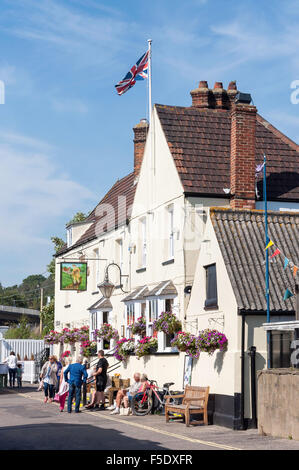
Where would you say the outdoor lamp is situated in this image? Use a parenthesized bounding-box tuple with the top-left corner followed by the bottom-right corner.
(98, 277, 115, 299)
(97, 262, 129, 298)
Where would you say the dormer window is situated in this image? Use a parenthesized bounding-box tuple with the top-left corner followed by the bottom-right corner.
(66, 227, 73, 248)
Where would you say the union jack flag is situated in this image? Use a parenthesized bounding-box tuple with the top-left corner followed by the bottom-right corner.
(115, 51, 149, 96)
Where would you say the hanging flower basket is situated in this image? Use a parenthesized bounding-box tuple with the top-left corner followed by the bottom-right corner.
(44, 330, 61, 345)
(94, 324, 119, 342)
(114, 338, 135, 362)
(197, 329, 228, 355)
(171, 331, 200, 359)
(135, 336, 158, 359)
(80, 340, 97, 358)
(131, 316, 146, 336)
(61, 350, 71, 359)
(153, 312, 182, 335)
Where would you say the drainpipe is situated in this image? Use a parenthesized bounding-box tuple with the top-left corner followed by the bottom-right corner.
(240, 312, 246, 430)
(247, 345, 257, 428)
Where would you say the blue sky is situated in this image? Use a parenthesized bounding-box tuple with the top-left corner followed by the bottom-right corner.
(0, 0, 298, 286)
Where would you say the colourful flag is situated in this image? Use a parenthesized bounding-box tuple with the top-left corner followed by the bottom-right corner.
(283, 288, 294, 301)
(284, 257, 289, 270)
(115, 51, 149, 96)
(270, 249, 280, 259)
(265, 240, 274, 250)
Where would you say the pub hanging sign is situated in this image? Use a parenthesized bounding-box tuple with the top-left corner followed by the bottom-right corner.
(60, 262, 87, 291)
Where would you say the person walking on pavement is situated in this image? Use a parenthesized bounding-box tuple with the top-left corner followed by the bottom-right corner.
(57, 357, 72, 412)
(4, 351, 18, 388)
(40, 356, 58, 403)
(64, 356, 87, 413)
(85, 350, 108, 411)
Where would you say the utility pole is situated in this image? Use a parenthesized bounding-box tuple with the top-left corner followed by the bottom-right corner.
(39, 287, 44, 335)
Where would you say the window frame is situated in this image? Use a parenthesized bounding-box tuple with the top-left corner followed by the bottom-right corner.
(204, 263, 218, 310)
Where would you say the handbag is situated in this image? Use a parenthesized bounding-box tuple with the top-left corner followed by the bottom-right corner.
(54, 393, 60, 403)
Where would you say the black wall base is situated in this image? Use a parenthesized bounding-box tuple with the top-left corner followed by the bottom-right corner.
(207, 393, 252, 430)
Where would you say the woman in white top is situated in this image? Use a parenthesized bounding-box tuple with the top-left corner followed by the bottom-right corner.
(4, 351, 18, 388)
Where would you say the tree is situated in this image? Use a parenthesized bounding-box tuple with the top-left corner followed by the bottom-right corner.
(67, 212, 88, 226)
(47, 236, 65, 278)
(41, 299, 54, 335)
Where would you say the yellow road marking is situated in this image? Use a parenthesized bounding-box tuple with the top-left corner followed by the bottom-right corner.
(10, 390, 241, 451)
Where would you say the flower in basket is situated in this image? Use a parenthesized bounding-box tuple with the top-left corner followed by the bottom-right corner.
(197, 329, 228, 355)
(171, 331, 200, 359)
(61, 350, 71, 358)
(44, 330, 61, 345)
(114, 338, 135, 361)
(153, 311, 182, 335)
(135, 336, 158, 359)
(80, 340, 97, 358)
(131, 316, 146, 336)
(95, 324, 119, 342)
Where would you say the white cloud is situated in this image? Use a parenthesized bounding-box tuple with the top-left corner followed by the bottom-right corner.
(0, 131, 95, 250)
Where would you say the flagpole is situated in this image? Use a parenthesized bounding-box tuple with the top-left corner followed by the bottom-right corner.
(264, 154, 271, 367)
(147, 39, 152, 127)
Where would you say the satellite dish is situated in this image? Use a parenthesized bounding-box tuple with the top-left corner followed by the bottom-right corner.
(184, 286, 192, 294)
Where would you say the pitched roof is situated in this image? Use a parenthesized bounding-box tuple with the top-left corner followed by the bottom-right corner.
(57, 172, 136, 256)
(87, 297, 113, 311)
(210, 208, 299, 313)
(155, 105, 299, 201)
(146, 280, 178, 297)
(121, 286, 149, 302)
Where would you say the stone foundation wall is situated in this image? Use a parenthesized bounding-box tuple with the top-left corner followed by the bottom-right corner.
(258, 369, 299, 440)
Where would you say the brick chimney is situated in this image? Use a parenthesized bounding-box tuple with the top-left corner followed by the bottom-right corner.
(230, 98, 257, 209)
(190, 81, 213, 108)
(133, 119, 149, 176)
(212, 82, 230, 109)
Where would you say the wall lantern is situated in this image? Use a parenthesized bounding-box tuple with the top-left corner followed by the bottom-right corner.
(98, 262, 129, 299)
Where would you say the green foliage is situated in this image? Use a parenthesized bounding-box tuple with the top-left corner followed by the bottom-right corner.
(66, 212, 88, 226)
(47, 236, 65, 278)
(41, 299, 55, 335)
(4, 315, 41, 339)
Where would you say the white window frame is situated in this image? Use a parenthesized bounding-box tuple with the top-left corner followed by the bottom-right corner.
(66, 227, 72, 248)
(146, 295, 178, 352)
(94, 248, 100, 286)
(90, 308, 114, 352)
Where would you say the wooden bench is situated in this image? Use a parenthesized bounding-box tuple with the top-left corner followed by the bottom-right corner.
(107, 378, 130, 406)
(165, 385, 209, 427)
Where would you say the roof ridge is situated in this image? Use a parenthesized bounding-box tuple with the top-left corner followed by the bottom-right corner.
(210, 207, 299, 217)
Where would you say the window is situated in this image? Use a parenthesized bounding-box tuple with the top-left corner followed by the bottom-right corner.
(204, 264, 218, 309)
(148, 299, 158, 322)
(126, 304, 135, 326)
(103, 311, 109, 324)
(66, 227, 72, 248)
(91, 311, 97, 331)
(116, 239, 123, 270)
(165, 298, 173, 312)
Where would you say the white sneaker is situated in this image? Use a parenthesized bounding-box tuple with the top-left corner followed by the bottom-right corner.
(107, 405, 115, 411)
(110, 408, 120, 415)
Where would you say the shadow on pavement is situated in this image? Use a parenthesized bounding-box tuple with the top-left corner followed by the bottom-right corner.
(0, 385, 39, 395)
(0, 422, 165, 450)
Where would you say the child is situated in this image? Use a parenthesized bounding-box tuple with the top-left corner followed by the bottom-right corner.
(17, 364, 22, 389)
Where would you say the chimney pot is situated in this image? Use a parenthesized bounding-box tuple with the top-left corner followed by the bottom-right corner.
(198, 80, 208, 89)
(228, 80, 237, 91)
(214, 82, 223, 89)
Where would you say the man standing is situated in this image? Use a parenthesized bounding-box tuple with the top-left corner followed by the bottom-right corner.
(93, 350, 108, 410)
(64, 356, 87, 413)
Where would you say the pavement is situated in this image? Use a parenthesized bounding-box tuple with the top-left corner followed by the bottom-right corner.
(0, 384, 299, 451)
